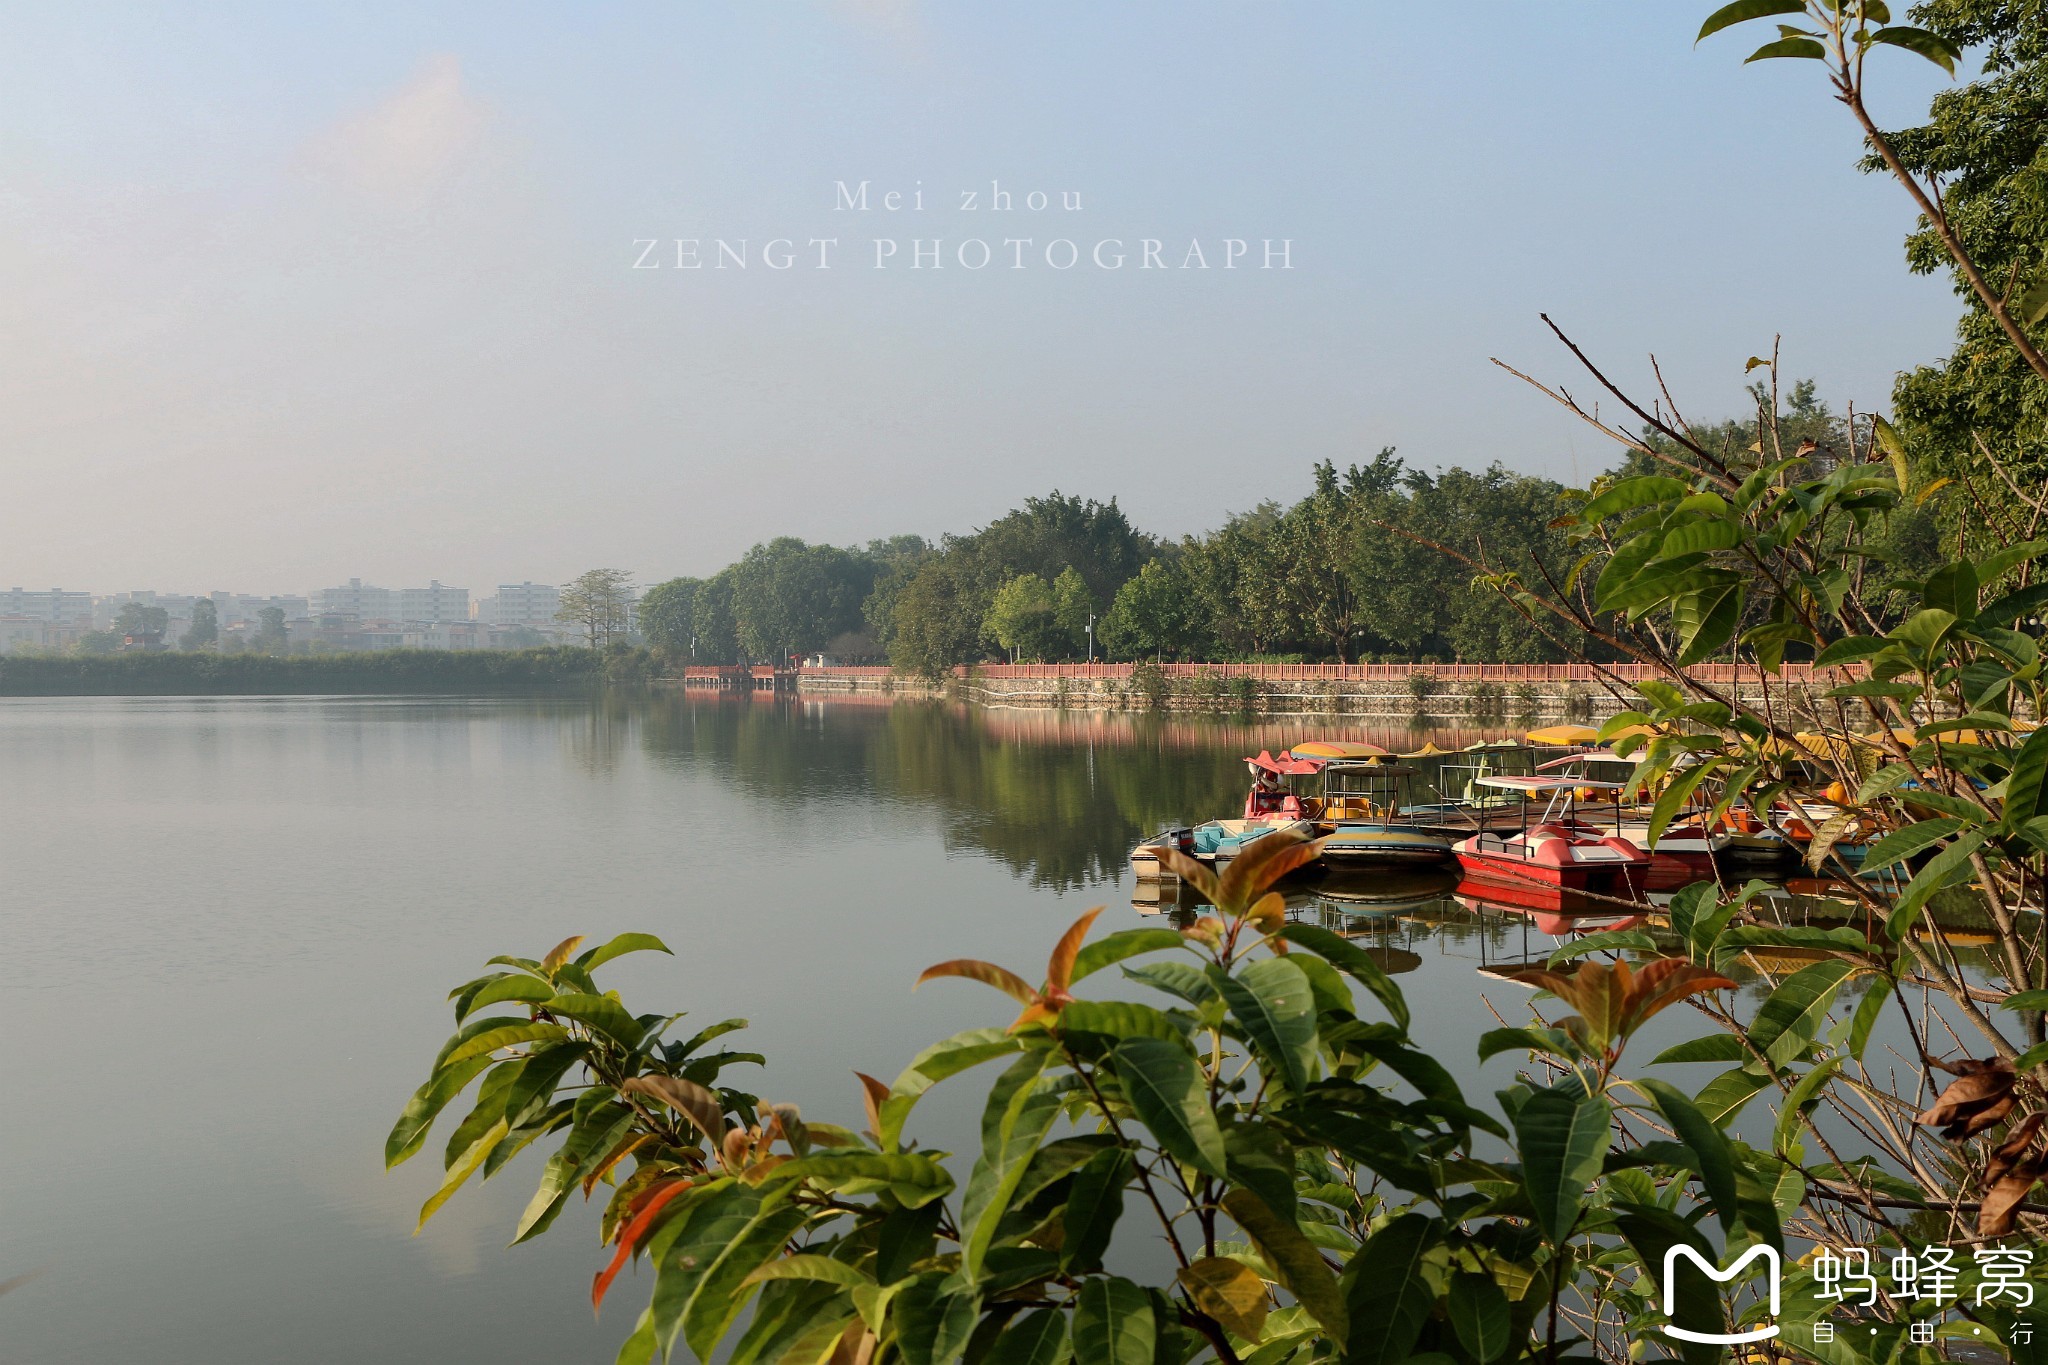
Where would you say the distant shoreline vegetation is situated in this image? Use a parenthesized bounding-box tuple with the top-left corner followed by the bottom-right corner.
(0, 646, 618, 697)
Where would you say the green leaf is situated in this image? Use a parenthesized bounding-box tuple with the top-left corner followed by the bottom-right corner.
(741, 1255, 872, 1290)
(1514, 1087, 1610, 1243)
(682, 1202, 811, 1361)
(2004, 991, 2048, 1013)
(1745, 34, 1827, 60)
(1697, 0, 1806, 41)
(1121, 961, 1219, 1006)
(1889, 607, 1959, 655)
(1632, 1078, 1741, 1238)
(1341, 1213, 1439, 1365)
(960, 1052, 1065, 1279)
(1813, 634, 1891, 668)
(879, 1027, 1024, 1152)
(1449, 1273, 1512, 1364)
(386, 1055, 492, 1168)
(1111, 1037, 1226, 1178)
(1694, 1065, 1772, 1125)
(543, 993, 648, 1049)
(1581, 475, 1691, 522)
(1648, 1034, 1746, 1066)
(512, 1092, 637, 1243)
(760, 1151, 955, 1207)
(1866, 24, 1959, 74)
(1659, 518, 1743, 559)
(1222, 1188, 1347, 1348)
(1214, 958, 1317, 1096)
(1479, 1026, 1578, 1062)
(1885, 830, 1989, 938)
(2001, 727, 2048, 829)
(1070, 928, 1185, 983)
(1073, 1276, 1153, 1365)
(985, 1308, 1070, 1365)
(1647, 761, 1720, 844)
(416, 1116, 508, 1230)
(1060, 1147, 1133, 1273)
(1053, 1000, 1189, 1046)
(455, 974, 556, 1022)
(1545, 930, 1657, 967)
(577, 932, 672, 972)
(1747, 961, 1855, 1070)
(1277, 924, 1410, 1032)
(1774, 1057, 1844, 1161)
(1860, 817, 1964, 874)
(440, 1021, 568, 1069)
(1845, 981, 1888, 1061)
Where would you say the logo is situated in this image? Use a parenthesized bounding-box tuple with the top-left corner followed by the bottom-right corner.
(1659, 1245, 1781, 1345)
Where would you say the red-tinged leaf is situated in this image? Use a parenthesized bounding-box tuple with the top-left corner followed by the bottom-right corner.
(621, 1074, 725, 1143)
(1217, 830, 1326, 909)
(541, 935, 585, 974)
(583, 1132, 651, 1197)
(1155, 846, 1222, 903)
(915, 959, 1036, 1005)
(855, 1072, 889, 1140)
(1046, 907, 1105, 991)
(591, 1178, 694, 1315)
(722, 1126, 753, 1171)
(1620, 959, 1737, 1035)
(1010, 1000, 1060, 1033)
(1247, 892, 1286, 935)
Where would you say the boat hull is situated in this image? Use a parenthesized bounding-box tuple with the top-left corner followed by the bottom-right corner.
(1317, 822, 1453, 866)
(1452, 827, 1650, 898)
(1130, 818, 1315, 880)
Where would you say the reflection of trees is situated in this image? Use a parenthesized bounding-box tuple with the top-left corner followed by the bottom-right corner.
(636, 697, 1265, 890)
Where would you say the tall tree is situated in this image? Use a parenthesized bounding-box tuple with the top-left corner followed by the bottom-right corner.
(113, 603, 169, 639)
(179, 599, 218, 650)
(983, 573, 1061, 661)
(1050, 566, 1096, 658)
(638, 577, 704, 657)
(252, 607, 288, 653)
(1100, 557, 1202, 660)
(557, 569, 636, 648)
(729, 538, 873, 663)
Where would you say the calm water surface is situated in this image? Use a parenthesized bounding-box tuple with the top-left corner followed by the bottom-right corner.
(0, 693, 1798, 1363)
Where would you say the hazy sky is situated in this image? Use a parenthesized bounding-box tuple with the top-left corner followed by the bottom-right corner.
(0, 2, 1964, 597)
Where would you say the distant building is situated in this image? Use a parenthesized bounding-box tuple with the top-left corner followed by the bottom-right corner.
(313, 579, 395, 621)
(398, 581, 471, 624)
(479, 581, 562, 629)
(214, 593, 310, 627)
(0, 588, 92, 629)
(0, 616, 57, 653)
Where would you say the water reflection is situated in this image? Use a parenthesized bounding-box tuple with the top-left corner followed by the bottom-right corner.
(637, 694, 1522, 890)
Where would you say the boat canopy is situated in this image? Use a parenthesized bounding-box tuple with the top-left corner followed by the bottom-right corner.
(1291, 740, 1393, 759)
(1525, 725, 1598, 746)
(1474, 774, 1630, 792)
(1536, 749, 1644, 772)
(1401, 741, 1454, 757)
(1246, 749, 1323, 776)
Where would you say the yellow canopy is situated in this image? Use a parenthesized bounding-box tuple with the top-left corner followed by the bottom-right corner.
(1399, 741, 1453, 758)
(1526, 725, 1598, 746)
(1291, 740, 1393, 759)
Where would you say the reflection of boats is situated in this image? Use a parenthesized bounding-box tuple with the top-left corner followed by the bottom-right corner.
(1456, 883, 1651, 935)
(1451, 775, 1651, 898)
(1313, 867, 1460, 912)
(1128, 816, 1317, 880)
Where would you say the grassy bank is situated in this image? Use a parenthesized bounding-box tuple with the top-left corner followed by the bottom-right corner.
(0, 646, 620, 696)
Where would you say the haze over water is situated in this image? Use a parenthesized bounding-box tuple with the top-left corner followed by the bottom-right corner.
(1, 692, 1806, 1363)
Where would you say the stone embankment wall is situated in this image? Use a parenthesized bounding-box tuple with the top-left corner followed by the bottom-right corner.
(790, 663, 1838, 722)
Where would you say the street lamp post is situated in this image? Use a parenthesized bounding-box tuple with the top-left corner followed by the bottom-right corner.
(1086, 613, 1096, 664)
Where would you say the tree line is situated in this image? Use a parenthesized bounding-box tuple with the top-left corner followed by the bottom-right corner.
(638, 456, 1584, 675)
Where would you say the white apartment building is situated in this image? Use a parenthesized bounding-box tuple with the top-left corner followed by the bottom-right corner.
(478, 581, 562, 629)
(0, 617, 58, 653)
(313, 579, 395, 620)
(2, 588, 94, 628)
(397, 581, 471, 624)
(213, 593, 310, 626)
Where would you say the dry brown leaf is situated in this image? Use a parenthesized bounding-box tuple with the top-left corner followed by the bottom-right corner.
(1177, 1255, 1270, 1343)
(621, 1074, 725, 1143)
(1979, 1155, 2045, 1238)
(1915, 1058, 2018, 1141)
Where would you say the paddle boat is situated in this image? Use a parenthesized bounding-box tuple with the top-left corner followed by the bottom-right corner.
(1534, 750, 1732, 871)
(1127, 749, 1318, 881)
(1298, 746, 1455, 867)
(1450, 774, 1652, 898)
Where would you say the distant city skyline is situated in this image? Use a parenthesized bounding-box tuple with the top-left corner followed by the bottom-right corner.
(0, 3, 1964, 589)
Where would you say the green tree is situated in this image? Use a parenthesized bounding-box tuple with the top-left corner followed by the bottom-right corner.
(112, 603, 169, 639)
(637, 577, 703, 657)
(859, 535, 934, 651)
(690, 570, 740, 664)
(1181, 504, 1293, 657)
(252, 606, 288, 653)
(558, 569, 637, 648)
(982, 572, 1060, 661)
(1099, 558, 1200, 660)
(886, 557, 986, 676)
(179, 599, 218, 651)
(729, 538, 873, 663)
(1050, 566, 1096, 659)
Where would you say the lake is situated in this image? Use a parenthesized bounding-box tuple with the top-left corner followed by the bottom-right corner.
(0, 691, 1838, 1363)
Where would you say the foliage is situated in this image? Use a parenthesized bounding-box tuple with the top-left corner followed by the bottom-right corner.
(561, 570, 639, 649)
(1101, 559, 1204, 662)
(730, 539, 876, 663)
(112, 602, 168, 638)
(639, 578, 705, 657)
(1052, 567, 1097, 659)
(0, 646, 612, 695)
(983, 573, 1062, 663)
(179, 599, 218, 651)
(252, 606, 288, 652)
(396, 833, 1829, 1365)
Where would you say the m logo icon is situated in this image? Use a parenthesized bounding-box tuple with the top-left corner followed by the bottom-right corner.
(1659, 1244, 1781, 1345)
